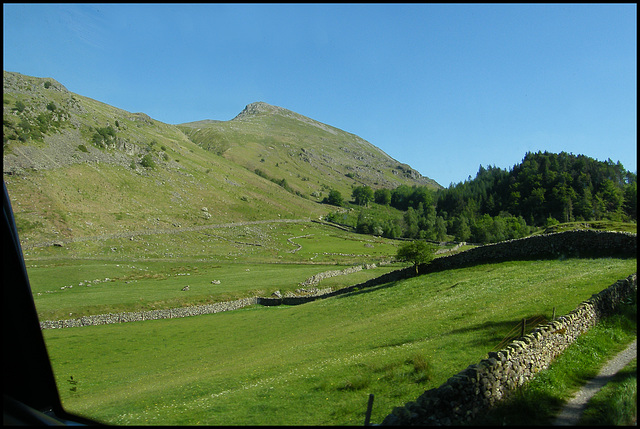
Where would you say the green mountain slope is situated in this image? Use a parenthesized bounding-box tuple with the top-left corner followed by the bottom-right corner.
(178, 101, 440, 200)
(3, 71, 437, 246)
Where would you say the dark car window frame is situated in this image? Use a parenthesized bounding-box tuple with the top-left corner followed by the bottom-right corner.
(3, 180, 100, 425)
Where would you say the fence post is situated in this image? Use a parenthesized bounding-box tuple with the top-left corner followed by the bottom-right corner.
(364, 393, 374, 426)
(521, 318, 526, 337)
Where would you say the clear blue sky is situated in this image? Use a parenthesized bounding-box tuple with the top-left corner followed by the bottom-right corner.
(3, 3, 636, 187)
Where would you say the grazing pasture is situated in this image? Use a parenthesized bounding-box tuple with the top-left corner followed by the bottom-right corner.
(26, 221, 406, 320)
(29, 259, 399, 320)
(40, 257, 636, 425)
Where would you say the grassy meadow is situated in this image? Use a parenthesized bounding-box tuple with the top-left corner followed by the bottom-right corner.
(39, 257, 636, 425)
(29, 259, 399, 320)
(26, 221, 406, 320)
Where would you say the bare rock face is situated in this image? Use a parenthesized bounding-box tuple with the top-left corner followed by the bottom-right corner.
(232, 101, 280, 119)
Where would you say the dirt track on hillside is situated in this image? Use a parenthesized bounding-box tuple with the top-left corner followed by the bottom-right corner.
(20, 218, 312, 250)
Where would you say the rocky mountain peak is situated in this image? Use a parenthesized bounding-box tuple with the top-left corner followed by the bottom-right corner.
(232, 101, 283, 120)
(231, 101, 342, 137)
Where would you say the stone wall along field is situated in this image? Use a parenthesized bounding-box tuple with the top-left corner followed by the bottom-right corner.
(381, 272, 637, 426)
(40, 230, 635, 329)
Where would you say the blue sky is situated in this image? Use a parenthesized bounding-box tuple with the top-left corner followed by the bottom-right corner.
(3, 3, 636, 187)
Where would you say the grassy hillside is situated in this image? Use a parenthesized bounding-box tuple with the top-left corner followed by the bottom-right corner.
(41, 257, 637, 425)
(178, 101, 441, 200)
(3, 72, 438, 248)
(6, 158, 327, 247)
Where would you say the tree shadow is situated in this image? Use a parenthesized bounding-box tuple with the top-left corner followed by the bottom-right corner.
(332, 280, 402, 299)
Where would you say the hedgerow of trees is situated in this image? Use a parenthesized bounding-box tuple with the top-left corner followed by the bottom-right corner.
(324, 151, 636, 244)
(323, 189, 344, 207)
(352, 185, 374, 206)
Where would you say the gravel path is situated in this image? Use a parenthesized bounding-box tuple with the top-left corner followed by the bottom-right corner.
(552, 338, 637, 426)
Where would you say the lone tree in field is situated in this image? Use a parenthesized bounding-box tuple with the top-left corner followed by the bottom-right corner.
(396, 240, 435, 275)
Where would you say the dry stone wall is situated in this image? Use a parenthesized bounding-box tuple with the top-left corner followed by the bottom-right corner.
(256, 265, 416, 306)
(298, 263, 377, 287)
(40, 230, 635, 329)
(39, 297, 258, 329)
(380, 273, 637, 426)
(260, 230, 636, 306)
(419, 230, 636, 275)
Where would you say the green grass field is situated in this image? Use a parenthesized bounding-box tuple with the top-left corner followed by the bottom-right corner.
(26, 221, 406, 320)
(39, 257, 636, 425)
(29, 259, 400, 320)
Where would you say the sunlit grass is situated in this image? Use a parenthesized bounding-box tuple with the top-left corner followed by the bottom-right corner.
(28, 259, 398, 320)
(41, 257, 636, 425)
(27, 221, 405, 320)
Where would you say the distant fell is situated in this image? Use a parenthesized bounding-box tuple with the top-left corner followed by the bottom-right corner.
(2, 71, 438, 247)
(178, 101, 441, 200)
(232, 101, 342, 136)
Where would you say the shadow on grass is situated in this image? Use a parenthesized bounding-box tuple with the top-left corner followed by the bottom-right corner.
(445, 314, 550, 350)
(467, 388, 565, 426)
(332, 280, 402, 299)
